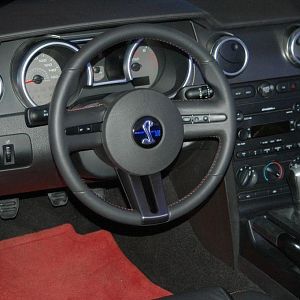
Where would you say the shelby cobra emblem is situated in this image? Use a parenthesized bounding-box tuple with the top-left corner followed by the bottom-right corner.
(132, 117, 163, 148)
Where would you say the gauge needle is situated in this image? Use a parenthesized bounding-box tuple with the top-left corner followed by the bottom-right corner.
(25, 74, 44, 84)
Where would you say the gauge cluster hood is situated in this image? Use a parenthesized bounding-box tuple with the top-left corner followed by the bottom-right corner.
(0, 0, 204, 41)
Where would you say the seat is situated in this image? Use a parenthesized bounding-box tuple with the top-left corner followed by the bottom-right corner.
(160, 287, 272, 300)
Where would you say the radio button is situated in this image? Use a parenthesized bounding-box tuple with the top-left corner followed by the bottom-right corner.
(294, 103, 300, 112)
(258, 82, 275, 98)
(237, 128, 251, 141)
(274, 146, 283, 152)
(295, 120, 300, 130)
(263, 148, 272, 154)
(232, 86, 255, 99)
(276, 82, 289, 93)
(236, 111, 244, 122)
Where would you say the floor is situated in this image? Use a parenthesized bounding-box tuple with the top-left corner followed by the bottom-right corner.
(0, 191, 259, 294)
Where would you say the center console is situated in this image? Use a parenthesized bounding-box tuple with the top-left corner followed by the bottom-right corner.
(232, 76, 300, 216)
(231, 77, 300, 298)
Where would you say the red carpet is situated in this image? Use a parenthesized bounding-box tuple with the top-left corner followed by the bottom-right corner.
(0, 224, 172, 300)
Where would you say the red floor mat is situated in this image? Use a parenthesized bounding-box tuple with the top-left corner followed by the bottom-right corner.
(0, 224, 172, 300)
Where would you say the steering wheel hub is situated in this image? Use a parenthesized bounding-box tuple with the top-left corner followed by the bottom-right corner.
(102, 89, 184, 176)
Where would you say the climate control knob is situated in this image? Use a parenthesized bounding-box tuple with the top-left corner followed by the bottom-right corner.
(263, 162, 284, 183)
(236, 165, 258, 188)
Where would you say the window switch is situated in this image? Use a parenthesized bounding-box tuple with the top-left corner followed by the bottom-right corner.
(3, 144, 15, 165)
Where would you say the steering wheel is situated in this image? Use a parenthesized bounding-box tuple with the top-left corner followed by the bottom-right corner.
(48, 24, 236, 226)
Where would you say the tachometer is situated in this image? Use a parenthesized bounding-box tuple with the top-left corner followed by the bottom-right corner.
(124, 40, 159, 88)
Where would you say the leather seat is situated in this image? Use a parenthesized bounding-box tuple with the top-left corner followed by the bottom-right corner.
(159, 287, 272, 300)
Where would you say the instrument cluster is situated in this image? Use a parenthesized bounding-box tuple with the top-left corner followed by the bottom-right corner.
(12, 37, 193, 107)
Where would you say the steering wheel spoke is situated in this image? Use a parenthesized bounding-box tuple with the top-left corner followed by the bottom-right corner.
(174, 100, 228, 140)
(64, 105, 106, 152)
(116, 169, 169, 225)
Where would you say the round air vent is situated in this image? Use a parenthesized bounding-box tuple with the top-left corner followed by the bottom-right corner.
(211, 36, 249, 77)
(287, 28, 300, 66)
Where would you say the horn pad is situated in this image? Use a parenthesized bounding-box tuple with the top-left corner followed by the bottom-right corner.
(102, 89, 184, 175)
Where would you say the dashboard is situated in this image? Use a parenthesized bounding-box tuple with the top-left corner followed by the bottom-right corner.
(0, 0, 299, 204)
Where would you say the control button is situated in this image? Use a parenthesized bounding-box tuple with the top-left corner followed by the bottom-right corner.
(232, 86, 255, 99)
(275, 138, 283, 143)
(294, 103, 300, 113)
(236, 111, 244, 122)
(185, 85, 214, 100)
(78, 124, 92, 134)
(244, 86, 255, 97)
(66, 123, 102, 135)
(274, 145, 283, 152)
(3, 144, 15, 165)
(209, 114, 227, 122)
(295, 120, 300, 131)
(258, 82, 275, 98)
(262, 148, 272, 155)
(237, 128, 251, 141)
(193, 115, 209, 123)
(65, 126, 79, 135)
(276, 82, 289, 93)
(25, 105, 49, 127)
(285, 144, 293, 150)
(263, 161, 284, 183)
(233, 88, 244, 99)
(253, 149, 262, 156)
(236, 151, 249, 159)
(182, 116, 192, 124)
(260, 140, 269, 145)
(236, 166, 258, 188)
(269, 188, 280, 196)
(238, 192, 255, 201)
(92, 123, 102, 133)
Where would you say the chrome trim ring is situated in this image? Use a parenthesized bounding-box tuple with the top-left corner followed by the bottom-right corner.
(0, 76, 3, 100)
(123, 39, 194, 97)
(287, 28, 300, 65)
(17, 39, 93, 107)
(211, 36, 249, 77)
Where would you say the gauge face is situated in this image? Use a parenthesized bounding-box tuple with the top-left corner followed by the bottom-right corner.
(129, 44, 159, 88)
(93, 58, 107, 83)
(24, 53, 61, 106)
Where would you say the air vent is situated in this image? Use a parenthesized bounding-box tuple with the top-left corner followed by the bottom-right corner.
(211, 36, 249, 77)
(287, 28, 300, 66)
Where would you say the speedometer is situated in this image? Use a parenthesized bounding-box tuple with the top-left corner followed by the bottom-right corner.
(24, 53, 61, 106)
(16, 40, 93, 107)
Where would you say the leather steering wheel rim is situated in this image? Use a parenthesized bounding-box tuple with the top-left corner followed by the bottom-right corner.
(49, 23, 236, 226)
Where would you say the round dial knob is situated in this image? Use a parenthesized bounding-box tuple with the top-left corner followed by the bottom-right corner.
(237, 128, 250, 141)
(263, 162, 284, 183)
(236, 165, 258, 188)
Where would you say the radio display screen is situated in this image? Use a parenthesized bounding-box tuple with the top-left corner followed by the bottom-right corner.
(251, 121, 290, 138)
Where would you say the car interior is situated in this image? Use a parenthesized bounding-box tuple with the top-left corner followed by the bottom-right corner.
(0, 0, 300, 299)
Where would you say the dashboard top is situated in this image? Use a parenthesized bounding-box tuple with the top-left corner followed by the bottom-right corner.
(1, 0, 300, 41)
(0, 0, 204, 41)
